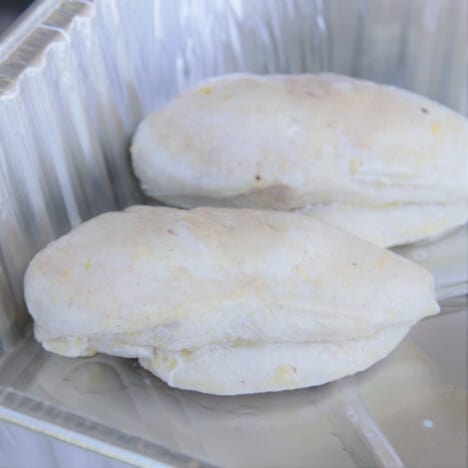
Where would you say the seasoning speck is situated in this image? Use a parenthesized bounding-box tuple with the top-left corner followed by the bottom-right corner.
(198, 86, 212, 96)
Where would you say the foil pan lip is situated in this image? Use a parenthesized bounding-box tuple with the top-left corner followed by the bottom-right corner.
(0, 385, 214, 468)
(0, 0, 59, 60)
(0, 1, 93, 97)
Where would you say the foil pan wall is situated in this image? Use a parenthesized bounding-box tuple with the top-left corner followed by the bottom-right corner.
(0, 0, 467, 350)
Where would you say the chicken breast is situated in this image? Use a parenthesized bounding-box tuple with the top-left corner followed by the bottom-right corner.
(131, 73, 468, 247)
(24, 206, 439, 395)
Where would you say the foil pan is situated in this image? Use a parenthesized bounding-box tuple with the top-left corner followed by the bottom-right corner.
(0, 0, 466, 466)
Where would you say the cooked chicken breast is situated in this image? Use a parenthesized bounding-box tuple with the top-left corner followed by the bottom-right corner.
(131, 73, 468, 247)
(25, 206, 439, 395)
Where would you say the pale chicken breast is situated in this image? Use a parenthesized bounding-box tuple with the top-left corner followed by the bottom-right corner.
(25, 206, 439, 395)
(131, 73, 468, 247)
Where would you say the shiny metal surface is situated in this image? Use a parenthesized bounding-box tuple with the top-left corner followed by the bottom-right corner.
(0, 305, 466, 467)
(0, 0, 466, 466)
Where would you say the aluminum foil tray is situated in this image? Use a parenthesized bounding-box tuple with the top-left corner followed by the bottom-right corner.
(0, 1, 466, 466)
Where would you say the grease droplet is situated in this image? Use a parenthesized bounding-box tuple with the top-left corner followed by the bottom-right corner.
(411, 249, 428, 261)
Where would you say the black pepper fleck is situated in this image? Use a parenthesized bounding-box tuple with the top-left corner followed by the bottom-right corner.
(420, 107, 429, 114)
(255, 175, 261, 181)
